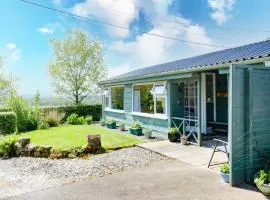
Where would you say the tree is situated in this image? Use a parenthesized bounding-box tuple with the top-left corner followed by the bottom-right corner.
(48, 30, 107, 105)
(0, 57, 15, 103)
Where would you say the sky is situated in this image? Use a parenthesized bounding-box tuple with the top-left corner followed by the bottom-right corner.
(1, 0, 270, 97)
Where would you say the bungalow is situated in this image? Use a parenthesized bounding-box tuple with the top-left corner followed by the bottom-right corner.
(99, 39, 270, 186)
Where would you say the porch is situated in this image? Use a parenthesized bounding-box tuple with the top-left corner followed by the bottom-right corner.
(168, 70, 229, 146)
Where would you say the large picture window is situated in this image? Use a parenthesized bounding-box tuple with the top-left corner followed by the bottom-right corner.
(104, 86, 124, 110)
(133, 83, 167, 116)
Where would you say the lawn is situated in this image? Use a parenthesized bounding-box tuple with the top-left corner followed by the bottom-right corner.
(19, 125, 143, 151)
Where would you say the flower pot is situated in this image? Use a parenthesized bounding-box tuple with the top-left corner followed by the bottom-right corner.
(119, 124, 125, 131)
(100, 120, 105, 126)
(129, 128, 142, 136)
(106, 122, 116, 129)
(220, 172, 230, 183)
(255, 182, 270, 196)
(180, 136, 188, 145)
(168, 133, 177, 142)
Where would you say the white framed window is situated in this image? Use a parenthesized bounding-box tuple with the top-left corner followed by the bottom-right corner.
(104, 86, 124, 110)
(132, 82, 167, 117)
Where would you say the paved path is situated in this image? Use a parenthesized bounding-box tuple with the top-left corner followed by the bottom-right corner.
(7, 160, 266, 200)
(138, 140, 228, 167)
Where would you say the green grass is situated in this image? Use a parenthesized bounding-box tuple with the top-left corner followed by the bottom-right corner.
(17, 125, 143, 151)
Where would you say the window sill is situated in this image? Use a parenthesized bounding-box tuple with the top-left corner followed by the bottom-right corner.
(104, 108, 125, 114)
(131, 112, 168, 120)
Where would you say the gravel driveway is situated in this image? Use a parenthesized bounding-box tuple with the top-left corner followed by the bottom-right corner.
(0, 147, 169, 199)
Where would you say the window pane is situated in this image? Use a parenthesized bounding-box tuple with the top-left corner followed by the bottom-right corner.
(111, 87, 124, 110)
(140, 85, 154, 114)
(133, 87, 140, 112)
(152, 84, 166, 95)
(105, 96, 110, 108)
(156, 97, 165, 114)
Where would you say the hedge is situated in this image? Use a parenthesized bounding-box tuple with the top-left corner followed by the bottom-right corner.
(0, 107, 12, 113)
(40, 104, 102, 122)
(0, 112, 17, 135)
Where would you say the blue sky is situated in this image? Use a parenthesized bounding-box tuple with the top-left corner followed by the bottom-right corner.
(1, 0, 270, 97)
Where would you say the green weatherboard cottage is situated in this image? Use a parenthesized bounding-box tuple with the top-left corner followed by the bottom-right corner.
(99, 40, 270, 186)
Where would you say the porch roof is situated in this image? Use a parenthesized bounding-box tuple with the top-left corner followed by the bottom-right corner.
(101, 39, 270, 84)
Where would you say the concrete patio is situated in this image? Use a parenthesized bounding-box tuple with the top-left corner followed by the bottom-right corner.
(137, 140, 228, 169)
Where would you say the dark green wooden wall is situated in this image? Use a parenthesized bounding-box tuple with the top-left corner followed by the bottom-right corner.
(230, 64, 270, 186)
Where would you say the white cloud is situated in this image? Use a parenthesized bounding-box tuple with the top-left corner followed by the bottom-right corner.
(38, 27, 54, 34)
(208, 0, 236, 25)
(73, 0, 137, 38)
(5, 43, 16, 51)
(110, 15, 214, 66)
(108, 63, 133, 77)
(4, 43, 21, 63)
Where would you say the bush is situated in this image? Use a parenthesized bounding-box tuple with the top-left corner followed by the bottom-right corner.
(220, 163, 230, 174)
(255, 170, 270, 186)
(105, 119, 116, 125)
(130, 122, 142, 129)
(40, 104, 101, 122)
(67, 113, 86, 125)
(0, 135, 18, 157)
(43, 110, 64, 127)
(0, 112, 17, 135)
(7, 96, 40, 132)
(168, 128, 178, 135)
(67, 113, 79, 125)
(38, 119, 49, 130)
(85, 115, 93, 124)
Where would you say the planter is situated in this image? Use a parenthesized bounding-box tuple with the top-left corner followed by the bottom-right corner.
(168, 133, 178, 142)
(144, 130, 152, 139)
(129, 128, 143, 136)
(106, 122, 116, 129)
(119, 124, 125, 131)
(255, 182, 270, 196)
(100, 120, 106, 127)
(180, 136, 188, 145)
(220, 172, 230, 183)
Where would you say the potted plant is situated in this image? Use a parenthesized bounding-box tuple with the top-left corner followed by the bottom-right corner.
(119, 123, 125, 131)
(105, 119, 117, 129)
(168, 128, 178, 142)
(144, 129, 152, 139)
(254, 170, 270, 196)
(220, 163, 230, 183)
(100, 119, 106, 127)
(180, 134, 188, 145)
(129, 122, 143, 136)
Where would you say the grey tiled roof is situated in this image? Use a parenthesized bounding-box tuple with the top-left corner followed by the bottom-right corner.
(106, 40, 270, 82)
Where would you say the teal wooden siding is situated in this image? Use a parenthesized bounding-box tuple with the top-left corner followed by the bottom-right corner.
(170, 82, 184, 118)
(230, 64, 270, 186)
(229, 65, 248, 186)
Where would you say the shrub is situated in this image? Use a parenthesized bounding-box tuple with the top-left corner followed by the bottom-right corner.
(0, 112, 17, 134)
(38, 119, 49, 130)
(254, 170, 270, 186)
(7, 96, 40, 132)
(67, 113, 79, 125)
(85, 115, 93, 125)
(220, 163, 230, 174)
(0, 135, 18, 157)
(105, 119, 116, 124)
(168, 128, 178, 135)
(130, 122, 142, 129)
(77, 116, 86, 125)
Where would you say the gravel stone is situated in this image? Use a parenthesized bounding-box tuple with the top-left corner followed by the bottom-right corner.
(0, 147, 169, 199)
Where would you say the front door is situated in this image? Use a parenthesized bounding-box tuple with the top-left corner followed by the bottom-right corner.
(201, 73, 216, 134)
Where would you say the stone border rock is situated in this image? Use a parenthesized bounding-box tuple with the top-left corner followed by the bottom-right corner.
(15, 134, 102, 159)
